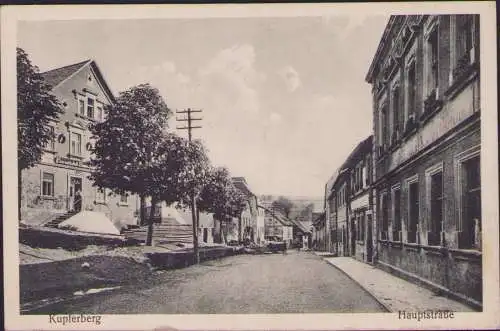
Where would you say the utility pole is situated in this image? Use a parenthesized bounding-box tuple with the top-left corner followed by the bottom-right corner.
(176, 108, 203, 264)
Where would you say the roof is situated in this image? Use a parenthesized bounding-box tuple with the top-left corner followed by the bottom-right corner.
(365, 16, 396, 83)
(232, 177, 255, 197)
(258, 204, 293, 227)
(326, 135, 373, 196)
(41, 59, 116, 104)
(41, 60, 91, 88)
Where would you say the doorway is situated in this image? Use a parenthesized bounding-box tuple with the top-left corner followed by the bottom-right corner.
(69, 177, 82, 212)
(366, 215, 373, 263)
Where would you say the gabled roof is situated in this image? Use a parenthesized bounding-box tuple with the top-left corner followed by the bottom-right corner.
(41, 59, 116, 104)
(232, 177, 255, 197)
(258, 204, 293, 227)
(41, 60, 91, 88)
(326, 135, 373, 197)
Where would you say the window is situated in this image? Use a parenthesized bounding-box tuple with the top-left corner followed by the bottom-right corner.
(392, 187, 402, 241)
(357, 215, 365, 241)
(407, 180, 420, 243)
(70, 132, 82, 155)
(379, 104, 389, 150)
(96, 188, 106, 203)
(429, 171, 443, 246)
(87, 98, 94, 118)
(78, 99, 85, 116)
(42, 172, 54, 197)
(380, 193, 389, 240)
(120, 194, 128, 204)
(45, 126, 55, 151)
(97, 106, 104, 121)
(459, 155, 481, 249)
(391, 85, 400, 138)
(456, 15, 474, 65)
(406, 61, 417, 120)
(426, 28, 439, 96)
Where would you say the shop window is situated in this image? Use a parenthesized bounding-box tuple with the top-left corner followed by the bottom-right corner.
(459, 155, 481, 249)
(42, 172, 54, 197)
(428, 171, 444, 246)
(407, 179, 420, 243)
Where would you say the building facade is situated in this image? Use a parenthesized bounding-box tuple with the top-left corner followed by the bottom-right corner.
(20, 60, 139, 228)
(366, 15, 481, 308)
(232, 177, 264, 244)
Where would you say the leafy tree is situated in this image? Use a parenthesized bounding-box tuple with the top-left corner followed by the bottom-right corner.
(197, 166, 246, 243)
(17, 47, 62, 218)
(198, 167, 246, 219)
(90, 83, 171, 245)
(272, 196, 294, 219)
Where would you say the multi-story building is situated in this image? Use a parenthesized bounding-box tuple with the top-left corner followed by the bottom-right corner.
(20, 60, 139, 228)
(232, 177, 263, 244)
(365, 15, 481, 308)
(326, 166, 350, 256)
(347, 136, 374, 263)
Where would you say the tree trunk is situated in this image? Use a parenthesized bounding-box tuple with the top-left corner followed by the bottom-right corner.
(191, 194, 199, 264)
(146, 197, 156, 246)
(140, 195, 146, 226)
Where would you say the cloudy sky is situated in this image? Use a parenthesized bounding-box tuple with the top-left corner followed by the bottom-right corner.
(18, 14, 388, 198)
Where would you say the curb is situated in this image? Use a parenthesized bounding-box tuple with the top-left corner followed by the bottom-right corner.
(321, 257, 394, 313)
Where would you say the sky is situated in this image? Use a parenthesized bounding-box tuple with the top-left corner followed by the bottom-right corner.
(18, 14, 388, 198)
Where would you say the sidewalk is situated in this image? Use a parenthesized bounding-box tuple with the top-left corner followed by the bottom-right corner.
(322, 256, 475, 312)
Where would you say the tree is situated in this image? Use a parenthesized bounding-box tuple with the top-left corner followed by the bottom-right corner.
(90, 83, 171, 245)
(272, 196, 294, 219)
(198, 166, 246, 220)
(17, 48, 62, 218)
(197, 166, 246, 244)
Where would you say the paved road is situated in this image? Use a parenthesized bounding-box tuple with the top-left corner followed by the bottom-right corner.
(28, 251, 386, 314)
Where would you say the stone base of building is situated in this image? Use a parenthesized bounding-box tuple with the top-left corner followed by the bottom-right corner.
(376, 244, 482, 311)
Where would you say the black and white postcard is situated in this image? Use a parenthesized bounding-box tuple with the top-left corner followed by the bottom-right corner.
(1, 2, 498, 330)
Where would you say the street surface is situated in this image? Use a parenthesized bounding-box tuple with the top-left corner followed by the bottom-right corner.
(28, 251, 386, 314)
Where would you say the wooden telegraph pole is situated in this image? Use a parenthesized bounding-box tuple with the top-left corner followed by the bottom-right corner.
(176, 108, 202, 264)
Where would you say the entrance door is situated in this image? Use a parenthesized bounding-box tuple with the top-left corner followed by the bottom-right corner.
(366, 215, 373, 263)
(69, 177, 82, 211)
(203, 228, 208, 243)
(351, 218, 356, 256)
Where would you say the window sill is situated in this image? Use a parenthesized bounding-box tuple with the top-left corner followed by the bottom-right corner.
(75, 113, 97, 122)
(445, 62, 479, 101)
(449, 248, 482, 257)
(95, 201, 108, 205)
(39, 195, 56, 200)
(402, 126, 418, 142)
(118, 202, 129, 207)
(420, 101, 443, 125)
(67, 154, 84, 160)
(43, 149, 57, 154)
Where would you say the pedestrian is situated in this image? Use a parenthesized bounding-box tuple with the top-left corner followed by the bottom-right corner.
(74, 189, 82, 212)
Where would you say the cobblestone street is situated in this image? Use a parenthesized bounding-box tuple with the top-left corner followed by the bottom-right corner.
(29, 251, 387, 314)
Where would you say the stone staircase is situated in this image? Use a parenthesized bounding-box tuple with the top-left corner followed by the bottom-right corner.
(122, 217, 194, 244)
(43, 210, 78, 228)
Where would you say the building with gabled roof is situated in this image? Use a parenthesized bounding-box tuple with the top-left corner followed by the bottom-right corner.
(20, 59, 139, 230)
